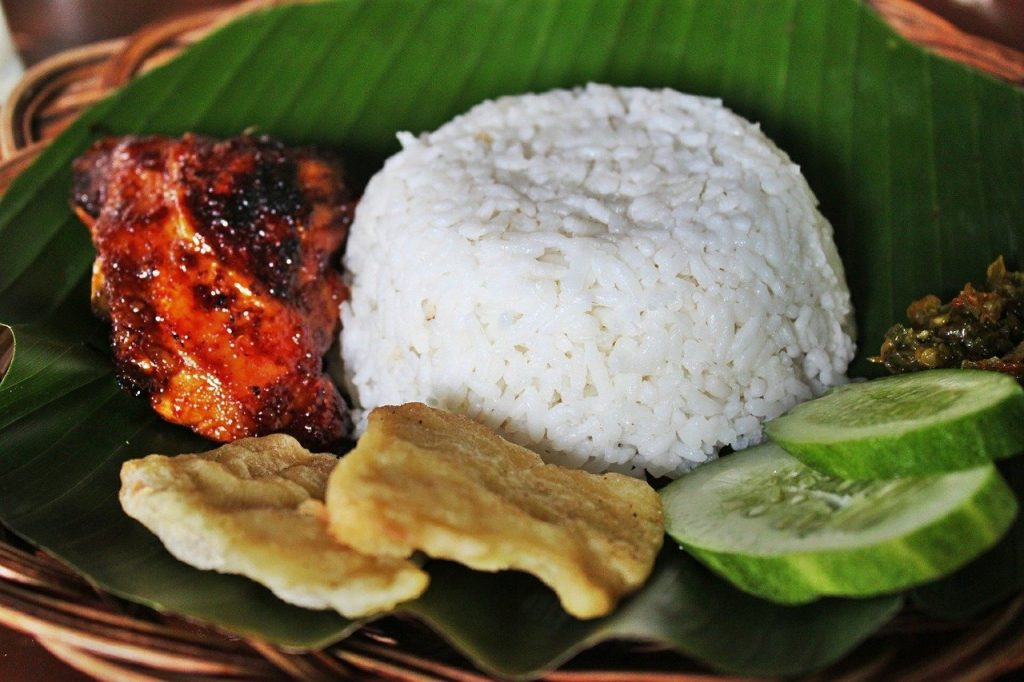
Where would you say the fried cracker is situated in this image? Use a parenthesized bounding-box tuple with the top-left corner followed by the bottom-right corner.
(325, 403, 663, 619)
(119, 434, 428, 617)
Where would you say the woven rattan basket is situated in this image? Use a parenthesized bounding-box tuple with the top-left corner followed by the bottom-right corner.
(1, 1, 1024, 679)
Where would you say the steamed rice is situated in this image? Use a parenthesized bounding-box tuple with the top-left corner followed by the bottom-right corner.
(340, 84, 854, 478)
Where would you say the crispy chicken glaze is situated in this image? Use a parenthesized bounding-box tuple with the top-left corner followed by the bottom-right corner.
(72, 134, 353, 449)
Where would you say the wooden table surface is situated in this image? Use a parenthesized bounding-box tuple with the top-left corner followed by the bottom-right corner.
(0, 1, 1020, 680)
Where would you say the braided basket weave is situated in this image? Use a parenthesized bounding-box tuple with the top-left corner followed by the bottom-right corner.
(1, 1, 1023, 679)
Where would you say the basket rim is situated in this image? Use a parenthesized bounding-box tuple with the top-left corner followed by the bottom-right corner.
(0, 38, 124, 158)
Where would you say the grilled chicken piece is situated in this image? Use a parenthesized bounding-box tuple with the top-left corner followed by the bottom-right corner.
(72, 134, 353, 449)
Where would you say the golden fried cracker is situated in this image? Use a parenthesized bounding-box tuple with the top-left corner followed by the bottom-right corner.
(325, 403, 663, 619)
(119, 434, 428, 617)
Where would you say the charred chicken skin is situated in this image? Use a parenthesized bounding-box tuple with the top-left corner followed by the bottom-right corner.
(72, 134, 353, 449)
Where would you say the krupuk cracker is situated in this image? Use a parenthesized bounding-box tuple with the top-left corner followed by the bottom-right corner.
(120, 434, 428, 617)
(325, 403, 664, 619)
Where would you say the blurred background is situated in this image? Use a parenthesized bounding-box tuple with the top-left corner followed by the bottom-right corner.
(901, 0, 1023, 52)
(3, 0, 238, 66)
(0, 0, 1022, 68)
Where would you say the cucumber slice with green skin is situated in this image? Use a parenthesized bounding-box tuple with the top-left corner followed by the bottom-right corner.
(765, 369, 1024, 479)
(661, 442, 1017, 604)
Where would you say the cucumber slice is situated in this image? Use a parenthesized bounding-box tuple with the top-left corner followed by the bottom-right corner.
(661, 442, 1017, 604)
(765, 369, 1024, 479)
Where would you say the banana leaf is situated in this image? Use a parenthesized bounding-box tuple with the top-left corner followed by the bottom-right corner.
(2, 0, 1022, 676)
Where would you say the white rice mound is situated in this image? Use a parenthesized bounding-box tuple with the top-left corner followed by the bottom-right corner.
(341, 84, 855, 478)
